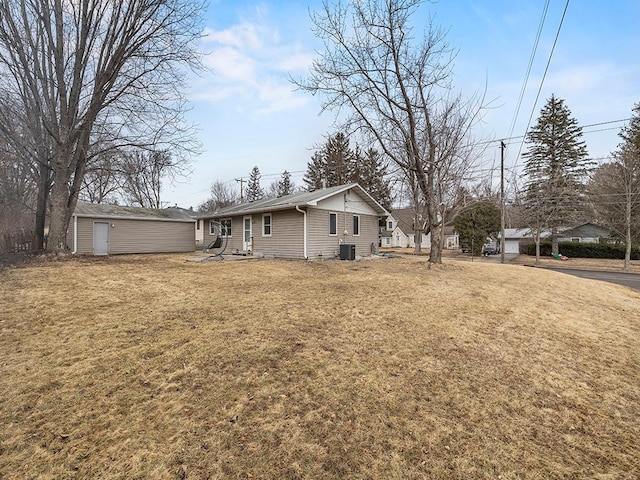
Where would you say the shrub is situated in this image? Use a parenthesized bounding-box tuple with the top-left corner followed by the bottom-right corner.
(524, 241, 640, 259)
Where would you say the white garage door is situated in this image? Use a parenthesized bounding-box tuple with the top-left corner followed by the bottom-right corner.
(504, 239, 520, 254)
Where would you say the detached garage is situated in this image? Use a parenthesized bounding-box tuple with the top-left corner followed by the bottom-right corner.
(68, 202, 196, 255)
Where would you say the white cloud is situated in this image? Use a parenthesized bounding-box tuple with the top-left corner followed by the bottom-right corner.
(193, 16, 315, 117)
(275, 51, 316, 73)
(254, 78, 309, 115)
(203, 23, 262, 50)
(204, 46, 257, 80)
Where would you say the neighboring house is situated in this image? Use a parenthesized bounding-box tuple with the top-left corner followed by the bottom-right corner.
(199, 183, 389, 260)
(380, 230, 393, 248)
(68, 202, 196, 255)
(503, 228, 537, 254)
(442, 224, 459, 250)
(502, 223, 610, 254)
(388, 208, 430, 249)
(558, 222, 611, 243)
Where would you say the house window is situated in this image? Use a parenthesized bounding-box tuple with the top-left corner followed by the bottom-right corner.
(388, 221, 393, 229)
(196, 220, 200, 230)
(263, 213, 272, 237)
(353, 215, 360, 236)
(329, 212, 337, 236)
(209, 220, 216, 235)
(571, 237, 580, 243)
(220, 219, 232, 237)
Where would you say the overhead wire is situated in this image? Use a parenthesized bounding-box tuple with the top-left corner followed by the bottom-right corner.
(512, 0, 572, 172)
(507, 0, 551, 142)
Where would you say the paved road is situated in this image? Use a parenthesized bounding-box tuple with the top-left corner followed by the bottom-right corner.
(546, 268, 640, 291)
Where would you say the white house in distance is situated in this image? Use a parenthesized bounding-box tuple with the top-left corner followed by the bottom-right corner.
(382, 208, 458, 250)
(384, 208, 431, 249)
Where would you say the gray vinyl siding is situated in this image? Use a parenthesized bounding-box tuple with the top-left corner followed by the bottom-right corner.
(200, 206, 380, 259)
(306, 208, 379, 258)
(202, 217, 242, 253)
(73, 218, 95, 254)
(73, 217, 194, 254)
(252, 209, 304, 259)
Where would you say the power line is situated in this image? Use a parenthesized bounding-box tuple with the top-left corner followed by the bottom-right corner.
(478, 117, 630, 148)
(507, 0, 551, 141)
(513, 0, 571, 171)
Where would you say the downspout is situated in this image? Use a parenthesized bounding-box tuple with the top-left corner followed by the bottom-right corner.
(71, 214, 78, 254)
(295, 205, 307, 259)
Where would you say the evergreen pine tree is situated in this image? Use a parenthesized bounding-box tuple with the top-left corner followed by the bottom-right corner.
(522, 95, 591, 256)
(246, 166, 264, 202)
(324, 132, 353, 186)
(453, 201, 501, 256)
(276, 170, 294, 197)
(352, 147, 392, 209)
(304, 132, 354, 190)
(303, 152, 326, 191)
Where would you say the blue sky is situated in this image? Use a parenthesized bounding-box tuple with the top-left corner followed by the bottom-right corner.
(166, 0, 640, 208)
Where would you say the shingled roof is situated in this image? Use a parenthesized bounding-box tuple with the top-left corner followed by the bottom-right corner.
(73, 202, 196, 222)
(200, 183, 388, 218)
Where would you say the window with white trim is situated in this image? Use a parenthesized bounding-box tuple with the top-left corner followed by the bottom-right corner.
(353, 215, 360, 236)
(329, 212, 337, 236)
(209, 220, 216, 235)
(262, 213, 272, 236)
(220, 218, 232, 237)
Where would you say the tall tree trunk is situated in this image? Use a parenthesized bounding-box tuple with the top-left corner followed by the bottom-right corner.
(425, 173, 442, 264)
(551, 226, 559, 256)
(47, 141, 79, 254)
(535, 232, 541, 266)
(33, 164, 51, 251)
(430, 222, 442, 264)
(47, 176, 71, 254)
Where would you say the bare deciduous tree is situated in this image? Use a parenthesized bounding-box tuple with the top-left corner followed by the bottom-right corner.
(590, 105, 640, 270)
(0, 129, 38, 234)
(120, 150, 187, 209)
(198, 181, 239, 213)
(296, 0, 485, 264)
(0, 0, 204, 253)
(80, 150, 124, 204)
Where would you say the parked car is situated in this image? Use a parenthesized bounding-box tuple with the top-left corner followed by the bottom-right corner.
(482, 241, 500, 255)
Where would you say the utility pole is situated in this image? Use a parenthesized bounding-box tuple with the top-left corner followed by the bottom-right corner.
(235, 177, 245, 203)
(500, 141, 506, 264)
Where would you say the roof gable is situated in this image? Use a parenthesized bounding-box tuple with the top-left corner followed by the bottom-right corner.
(389, 208, 425, 235)
(202, 183, 389, 218)
(559, 223, 610, 238)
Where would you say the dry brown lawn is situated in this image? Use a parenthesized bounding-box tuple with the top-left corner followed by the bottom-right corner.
(1, 254, 639, 479)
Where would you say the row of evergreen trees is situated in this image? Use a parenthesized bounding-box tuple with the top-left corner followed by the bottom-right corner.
(238, 132, 392, 208)
(303, 133, 392, 209)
